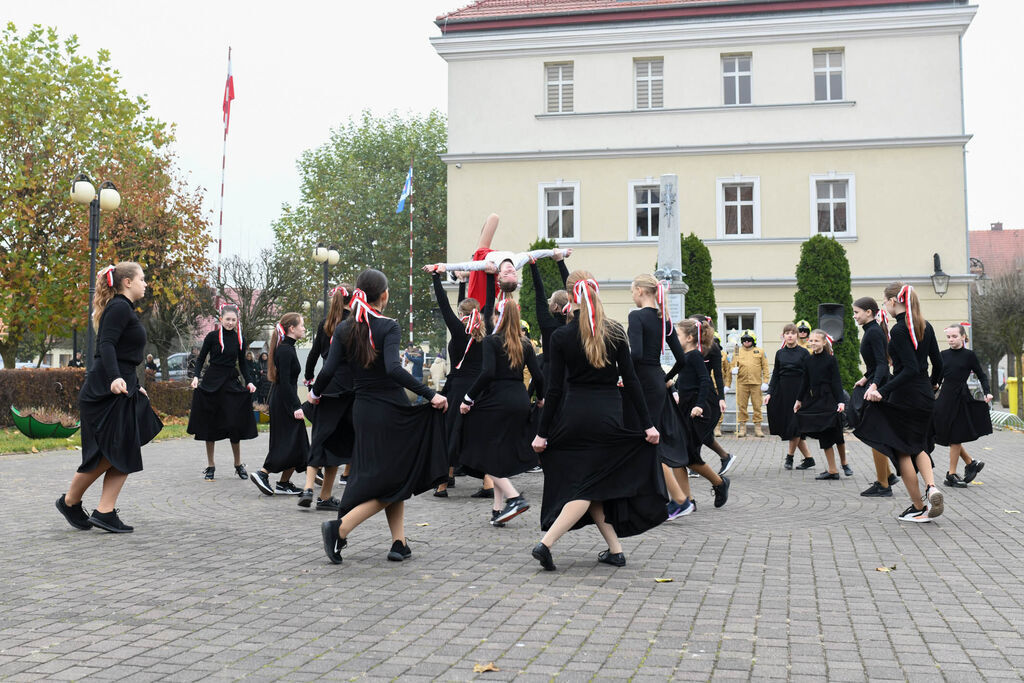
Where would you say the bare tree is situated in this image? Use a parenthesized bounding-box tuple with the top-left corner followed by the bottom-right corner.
(144, 285, 215, 380)
(216, 249, 296, 342)
(973, 263, 1024, 418)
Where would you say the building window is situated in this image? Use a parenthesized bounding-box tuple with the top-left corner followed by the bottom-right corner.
(809, 173, 856, 237)
(545, 62, 574, 113)
(814, 50, 844, 101)
(722, 54, 751, 105)
(716, 176, 760, 238)
(538, 181, 580, 241)
(628, 181, 660, 240)
(635, 58, 663, 110)
(719, 309, 762, 353)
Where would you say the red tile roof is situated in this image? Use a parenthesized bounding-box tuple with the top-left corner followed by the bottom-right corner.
(436, 0, 960, 32)
(970, 228, 1024, 277)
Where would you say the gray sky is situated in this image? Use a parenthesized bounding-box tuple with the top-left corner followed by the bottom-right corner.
(3, 0, 1020, 265)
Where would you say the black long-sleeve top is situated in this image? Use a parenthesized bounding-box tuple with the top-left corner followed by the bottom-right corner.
(529, 260, 570, 354)
(798, 351, 844, 403)
(273, 336, 302, 411)
(465, 335, 544, 403)
(433, 272, 495, 377)
(666, 340, 725, 401)
(310, 320, 354, 398)
(304, 320, 330, 381)
(194, 328, 252, 389)
(538, 320, 651, 437)
(859, 320, 890, 388)
(627, 307, 686, 367)
(673, 348, 712, 408)
(767, 344, 808, 396)
(95, 294, 146, 382)
(313, 316, 435, 401)
(939, 347, 990, 394)
(879, 314, 942, 398)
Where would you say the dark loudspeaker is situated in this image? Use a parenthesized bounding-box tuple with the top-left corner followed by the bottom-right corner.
(817, 304, 845, 343)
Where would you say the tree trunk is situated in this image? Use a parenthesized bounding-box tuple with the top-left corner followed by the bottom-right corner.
(155, 344, 171, 381)
(0, 344, 16, 370)
(989, 357, 1000, 407)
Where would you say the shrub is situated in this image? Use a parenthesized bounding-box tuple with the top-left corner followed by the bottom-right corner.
(0, 368, 86, 428)
(145, 380, 193, 417)
(679, 233, 717, 322)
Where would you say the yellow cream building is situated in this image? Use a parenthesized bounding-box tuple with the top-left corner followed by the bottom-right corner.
(431, 0, 976, 357)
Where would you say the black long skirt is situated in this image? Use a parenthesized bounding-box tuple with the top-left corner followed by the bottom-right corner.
(307, 392, 355, 468)
(337, 390, 448, 517)
(933, 384, 992, 446)
(676, 390, 720, 466)
(767, 375, 802, 440)
(78, 364, 163, 475)
(795, 387, 844, 450)
(443, 374, 474, 468)
(262, 384, 309, 473)
(625, 365, 689, 468)
(459, 379, 538, 478)
(186, 379, 257, 442)
(540, 385, 667, 538)
(853, 376, 935, 472)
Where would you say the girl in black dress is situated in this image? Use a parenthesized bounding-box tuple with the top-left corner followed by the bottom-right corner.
(763, 323, 812, 470)
(320, 270, 449, 565)
(248, 313, 308, 496)
(529, 271, 664, 572)
(257, 352, 270, 404)
(935, 324, 992, 487)
(626, 275, 692, 519)
(459, 297, 542, 526)
(187, 305, 257, 481)
(57, 263, 163, 533)
(850, 298, 897, 496)
(689, 316, 735, 475)
(857, 283, 945, 522)
(793, 330, 847, 480)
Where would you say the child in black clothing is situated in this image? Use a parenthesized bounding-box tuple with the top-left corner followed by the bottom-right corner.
(793, 330, 847, 480)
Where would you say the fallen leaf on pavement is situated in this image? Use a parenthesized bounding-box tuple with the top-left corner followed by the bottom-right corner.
(416, 522, 429, 527)
(1004, 510, 1021, 514)
(473, 662, 499, 673)
(654, 577, 674, 583)
(969, 481, 984, 486)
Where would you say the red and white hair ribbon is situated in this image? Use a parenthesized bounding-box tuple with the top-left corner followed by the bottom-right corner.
(493, 297, 509, 333)
(275, 323, 286, 339)
(455, 309, 481, 370)
(876, 309, 890, 340)
(695, 319, 702, 354)
(217, 304, 243, 352)
(959, 321, 971, 327)
(656, 282, 671, 353)
(350, 288, 386, 349)
(561, 302, 571, 316)
(572, 279, 600, 334)
(99, 265, 116, 288)
(897, 285, 918, 349)
(329, 285, 348, 298)
(824, 332, 835, 345)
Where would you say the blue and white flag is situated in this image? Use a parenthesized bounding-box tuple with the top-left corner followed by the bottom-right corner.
(395, 165, 413, 213)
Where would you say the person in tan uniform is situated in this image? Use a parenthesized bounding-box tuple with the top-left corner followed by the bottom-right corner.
(728, 330, 769, 437)
(795, 320, 812, 350)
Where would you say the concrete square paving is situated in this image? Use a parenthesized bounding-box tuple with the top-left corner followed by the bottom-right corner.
(2, 429, 1022, 681)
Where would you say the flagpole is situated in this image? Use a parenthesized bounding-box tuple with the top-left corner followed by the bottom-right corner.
(217, 46, 231, 288)
(408, 156, 414, 344)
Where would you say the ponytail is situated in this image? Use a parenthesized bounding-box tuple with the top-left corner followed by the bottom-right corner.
(347, 269, 389, 369)
(883, 282, 925, 348)
(495, 297, 524, 370)
(92, 262, 142, 330)
(324, 283, 354, 338)
(567, 270, 618, 368)
(268, 313, 302, 383)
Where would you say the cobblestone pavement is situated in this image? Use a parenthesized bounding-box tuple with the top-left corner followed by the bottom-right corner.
(2, 429, 1023, 682)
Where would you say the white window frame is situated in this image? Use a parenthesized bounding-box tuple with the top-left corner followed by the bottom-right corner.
(538, 181, 581, 243)
(809, 173, 856, 238)
(813, 49, 844, 102)
(627, 179, 661, 241)
(545, 62, 574, 114)
(716, 176, 761, 239)
(635, 58, 664, 110)
(722, 54, 752, 106)
(718, 308, 762, 354)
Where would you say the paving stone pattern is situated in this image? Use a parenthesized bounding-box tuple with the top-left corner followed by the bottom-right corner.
(2, 430, 1023, 681)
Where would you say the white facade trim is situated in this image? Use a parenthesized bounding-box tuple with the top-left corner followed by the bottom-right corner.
(716, 175, 761, 240)
(537, 180, 581, 243)
(626, 179, 661, 242)
(808, 172, 857, 238)
(440, 135, 972, 163)
(535, 99, 854, 119)
(431, 6, 977, 62)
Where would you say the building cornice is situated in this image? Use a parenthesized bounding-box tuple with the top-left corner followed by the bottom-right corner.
(443, 275, 977, 291)
(441, 135, 972, 163)
(431, 5, 977, 61)
(536, 99, 856, 119)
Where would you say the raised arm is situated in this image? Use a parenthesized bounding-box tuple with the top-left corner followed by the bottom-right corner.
(531, 261, 557, 331)
(482, 274, 496, 335)
(432, 272, 462, 335)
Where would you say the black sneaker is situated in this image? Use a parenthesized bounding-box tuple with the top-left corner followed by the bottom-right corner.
(470, 487, 494, 499)
(712, 476, 730, 508)
(796, 457, 816, 470)
(387, 540, 411, 562)
(56, 495, 92, 530)
(526, 465, 543, 473)
(532, 542, 556, 571)
(89, 509, 134, 533)
(489, 509, 506, 528)
(860, 481, 893, 497)
(944, 472, 968, 489)
(926, 485, 944, 519)
(203, 466, 215, 481)
(314, 470, 324, 486)
(316, 496, 342, 511)
(718, 455, 735, 476)
(494, 496, 530, 523)
(320, 519, 346, 564)
(784, 455, 794, 470)
(276, 481, 303, 495)
(250, 470, 274, 496)
(897, 504, 930, 523)
(338, 474, 348, 485)
(842, 464, 853, 477)
(888, 473, 900, 487)
(235, 464, 248, 480)
(433, 487, 449, 498)
(816, 471, 840, 480)
(597, 549, 626, 567)
(963, 460, 985, 483)
(298, 488, 314, 508)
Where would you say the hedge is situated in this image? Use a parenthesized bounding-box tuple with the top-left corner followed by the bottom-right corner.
(144, 379, 193, 417)
(0, 368, 86, 428)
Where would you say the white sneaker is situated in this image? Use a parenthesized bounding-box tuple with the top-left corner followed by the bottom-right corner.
(926, 485, 944, 519)
(897, 504, 931, 523)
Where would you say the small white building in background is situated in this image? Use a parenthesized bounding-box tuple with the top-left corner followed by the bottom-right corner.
(431, 0, 976, 358)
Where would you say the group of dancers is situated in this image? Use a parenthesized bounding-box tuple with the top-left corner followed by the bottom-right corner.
(55, 218, 994, 565)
